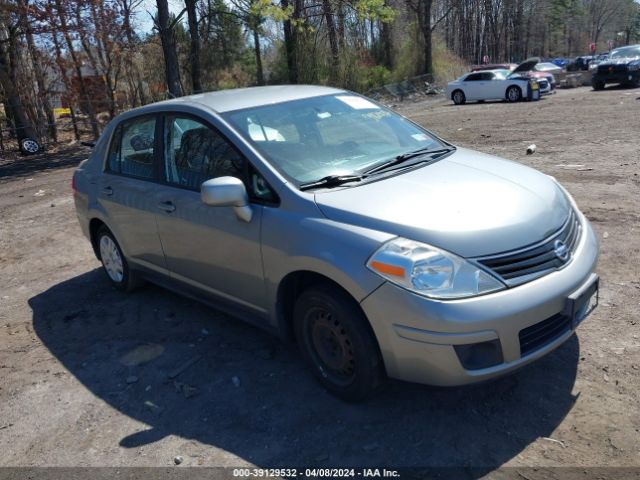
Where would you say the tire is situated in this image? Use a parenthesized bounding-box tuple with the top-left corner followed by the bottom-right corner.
(452, 89, 466, 105)
(293, 283, 385, 402)
(592, 80, 605, 91)
(96, 226, 143, 292)
(506, 86, 522, 102)
(19, 137, 41, 155)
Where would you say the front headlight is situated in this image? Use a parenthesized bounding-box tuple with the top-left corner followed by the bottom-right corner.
(628, 63, 640, 71)
(366, 238, 505, 299)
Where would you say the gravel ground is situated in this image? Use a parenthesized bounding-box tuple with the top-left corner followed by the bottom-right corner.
(0, 86, 638, 475)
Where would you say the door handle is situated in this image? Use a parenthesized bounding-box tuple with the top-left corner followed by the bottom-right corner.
(102, 186, 113, 196)
(158, 201, 176, 213)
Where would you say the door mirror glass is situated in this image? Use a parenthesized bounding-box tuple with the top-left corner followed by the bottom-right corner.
(201, 177, 252, 222)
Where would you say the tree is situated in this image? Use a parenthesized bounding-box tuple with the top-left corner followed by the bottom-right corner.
(185, 0, 203, 93)
(156, 0, 184, 97)
(0, 0, 38, 147)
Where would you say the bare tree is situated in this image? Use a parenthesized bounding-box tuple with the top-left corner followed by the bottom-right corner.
(185, 0, 203, 93)
(156, 0, 184, 97)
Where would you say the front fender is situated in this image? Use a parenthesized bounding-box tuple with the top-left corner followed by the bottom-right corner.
(261, 208, 393, 327)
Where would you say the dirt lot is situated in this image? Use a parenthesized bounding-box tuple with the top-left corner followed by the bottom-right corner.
(0, 86, 639, 475)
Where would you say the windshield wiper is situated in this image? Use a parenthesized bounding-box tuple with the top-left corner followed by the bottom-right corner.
(299, 174, 363, 191)
(364, 146, 454, 176)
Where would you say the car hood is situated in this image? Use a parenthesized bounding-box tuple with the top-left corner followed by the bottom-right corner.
(314, 148, 571, 258)
(599, 56, 640, 66)
(511, 57, 540, 74)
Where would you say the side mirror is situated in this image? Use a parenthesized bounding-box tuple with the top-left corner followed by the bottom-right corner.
(201, 176, 252, 222)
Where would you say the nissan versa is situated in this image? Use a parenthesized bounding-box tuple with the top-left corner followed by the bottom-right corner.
(73, 86, 599, 401)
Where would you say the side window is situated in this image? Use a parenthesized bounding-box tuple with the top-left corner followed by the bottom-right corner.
(106, 116, 156, 180)
(163, 115, 246, 190)
(481, 72, 495, 81)
(465, 73, 482, 81)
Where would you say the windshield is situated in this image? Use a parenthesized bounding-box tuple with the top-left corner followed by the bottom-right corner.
(610, 46, 640, 59)
(224, 94, 444, 184)
(493, 70, 509, 79)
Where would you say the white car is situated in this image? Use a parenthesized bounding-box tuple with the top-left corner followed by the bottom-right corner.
(447, 59, 541, 105)
(446, 69, 540, 105)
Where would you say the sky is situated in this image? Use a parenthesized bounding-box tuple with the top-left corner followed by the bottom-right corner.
(138, 0, 186, 35)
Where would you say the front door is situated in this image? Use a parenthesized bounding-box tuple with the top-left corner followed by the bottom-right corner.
(154, 114, 267, 314)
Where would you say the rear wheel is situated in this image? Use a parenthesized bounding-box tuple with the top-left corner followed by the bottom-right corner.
(506, 86, 522, 102)
(452, 90, 466, 105)
(96, 226, 143, 292)
(294, 283, 385, 402)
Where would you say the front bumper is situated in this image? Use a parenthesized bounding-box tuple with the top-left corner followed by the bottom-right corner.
(360, 212, 599, 386)
(593, 70, 640, 84)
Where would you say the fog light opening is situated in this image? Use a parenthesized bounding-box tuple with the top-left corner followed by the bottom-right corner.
(454, 339, 503, 370)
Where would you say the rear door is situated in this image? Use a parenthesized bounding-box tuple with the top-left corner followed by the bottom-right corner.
(154, 113, 271, 314)
(98, 115, 167, 271)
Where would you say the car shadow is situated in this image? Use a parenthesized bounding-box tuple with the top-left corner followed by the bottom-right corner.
(30, 269, 580, 472)
(0, 144, 90, 182)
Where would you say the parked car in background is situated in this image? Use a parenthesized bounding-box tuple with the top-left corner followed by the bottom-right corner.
(506, 58, 555, 94)
(472, 60, 556, 93)
(447, 60, 542, 104)
(594, 52, 610, 63)
(567, 56, 595, 71)
(72, 85, 599, 401)
(591, 44, 640, 90)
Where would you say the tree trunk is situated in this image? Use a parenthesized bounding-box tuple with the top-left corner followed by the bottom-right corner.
(0, 50, 37, 143)
(18, 0, 57, 142)
(156, 0, 184, 97)
(185, 0, 203, 93)
(322, 0, 340, 82)
(381, 18, 393, 69)
(252, 26, 265, 85)
(422, 0, 433, 74)
(282, 0, 297, 83)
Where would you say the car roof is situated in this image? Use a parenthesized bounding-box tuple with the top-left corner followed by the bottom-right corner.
(148, 85, 345, 113)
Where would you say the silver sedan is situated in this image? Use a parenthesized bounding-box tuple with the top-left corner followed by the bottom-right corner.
(73, 86, 599, 401)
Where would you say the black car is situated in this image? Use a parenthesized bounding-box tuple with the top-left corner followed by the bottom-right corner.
(592, 45, 640, 90)
(567, 55, 595, 71)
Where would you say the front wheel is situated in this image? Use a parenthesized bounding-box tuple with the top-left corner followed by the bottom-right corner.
(592, 80, 605, 91)
(506, 86, 522, 102)
(96, 226, 143, 292)
(294, 283, 385, 402)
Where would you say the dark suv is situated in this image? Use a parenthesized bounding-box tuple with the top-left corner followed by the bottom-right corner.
(592, 45, 640, 90)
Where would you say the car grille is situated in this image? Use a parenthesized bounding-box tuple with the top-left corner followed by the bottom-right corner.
(475, 209, 581, 286)
(519, 312, 571, 356)
(539, 79, 549, 89)
(598, 64, 627, 74)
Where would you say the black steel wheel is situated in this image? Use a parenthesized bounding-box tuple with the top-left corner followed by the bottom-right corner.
(294, 283, 384, 402)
